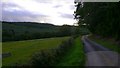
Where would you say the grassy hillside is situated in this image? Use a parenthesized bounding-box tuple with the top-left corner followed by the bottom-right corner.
(2, 37, 69, 66)
(2, 22, 58, 33)
(2, 22, 76, 42)
(57, 37, 85, 66)
(2, 22, 60, 41)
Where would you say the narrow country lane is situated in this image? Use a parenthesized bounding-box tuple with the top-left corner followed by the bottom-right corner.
(82, 35, 120, 66)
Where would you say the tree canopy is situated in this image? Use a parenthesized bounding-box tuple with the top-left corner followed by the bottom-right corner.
(74, 2, 120, 40)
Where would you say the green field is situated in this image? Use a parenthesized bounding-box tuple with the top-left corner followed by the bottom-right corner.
(2, 37, 69, 66)
(57, 37, 85, 66)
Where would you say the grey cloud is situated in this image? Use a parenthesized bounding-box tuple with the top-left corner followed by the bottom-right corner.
(2, 2, 23, 10)
(2, 2, 49, 22)
(1, 1, 49, 22)
(1, 0, 75, 24)
(70, 5, 75, 10)
(60, 13, 73, 19)
(0, 2, 2, 21)
(2, 8, 48, 22)
(53, 5, 62, 8)
(3, 3, 19, 7)
(34, 0, 73, 4)
(34, 0, 52, 3)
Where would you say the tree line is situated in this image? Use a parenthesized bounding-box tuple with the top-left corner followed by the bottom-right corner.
(74, 2, 120, 41)
(2, 21, 87, 42)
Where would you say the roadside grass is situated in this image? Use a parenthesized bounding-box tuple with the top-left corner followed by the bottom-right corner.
(89, 35, 120, 53)
(0, 42, 2, 67)
(57, 36, 85, 66)
(2, 37, 69, 66)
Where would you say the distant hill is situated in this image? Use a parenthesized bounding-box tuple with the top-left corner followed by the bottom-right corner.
(2, 21, 59, 33)
(2, 21, 61, 42)
(4, 22, 55, 28)
(2, 21, 86, 42)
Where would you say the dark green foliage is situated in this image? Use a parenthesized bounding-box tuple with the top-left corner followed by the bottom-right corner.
(59, 25, 72, 36)
(2, 21, 88, 42)
(2, 21, 58, 42)
(74, 2, 120, 40)
(30, 37, 75, 66)
(2, 21, 75, 42)
(57, 37, 85, 66)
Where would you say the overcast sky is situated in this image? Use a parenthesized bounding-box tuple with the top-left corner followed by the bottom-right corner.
(1, 0, 76, 25)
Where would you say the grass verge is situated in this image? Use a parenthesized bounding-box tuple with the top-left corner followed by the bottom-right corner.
(89, 35, 120, 53)
(57, 36, 85, 66)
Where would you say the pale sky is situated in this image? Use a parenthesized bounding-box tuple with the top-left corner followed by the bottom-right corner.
(1, 0, 77, 25)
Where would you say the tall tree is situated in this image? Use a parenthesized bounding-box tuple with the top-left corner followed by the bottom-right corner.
(74, 2, 120, 40)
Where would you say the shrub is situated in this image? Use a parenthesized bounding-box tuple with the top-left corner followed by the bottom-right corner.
(30, 37, 75, 66)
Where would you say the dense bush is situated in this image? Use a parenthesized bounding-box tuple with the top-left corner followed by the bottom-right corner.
(30, 37, 75, 66)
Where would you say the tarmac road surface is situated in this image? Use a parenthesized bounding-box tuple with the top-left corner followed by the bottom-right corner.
(82, 35, 120, 66)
